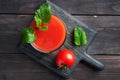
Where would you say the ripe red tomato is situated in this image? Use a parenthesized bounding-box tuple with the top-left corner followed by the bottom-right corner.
(56, 49, 76, 69)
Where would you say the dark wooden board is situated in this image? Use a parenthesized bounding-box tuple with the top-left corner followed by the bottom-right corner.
(0, 0, 120, 15)
(0, 15, 120, 54)
(0, 54, 120, 80)
(18, 1, 102, 78)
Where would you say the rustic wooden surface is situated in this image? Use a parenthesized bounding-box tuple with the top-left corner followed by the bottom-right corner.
(0, 0, 120, 80)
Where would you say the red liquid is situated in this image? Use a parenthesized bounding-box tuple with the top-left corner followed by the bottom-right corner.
(30, 15, 66, 53)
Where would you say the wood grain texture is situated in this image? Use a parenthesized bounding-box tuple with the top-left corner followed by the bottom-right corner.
(0, 0, 120, 15)
(0, 54, 120, 80)
(0, 15, 33, 53)
(0, 0, 45, 14)
(0, 15, 33, 32)
(88, 28, 120, 54)
(69, 55, 120, 80)
(75, 16, 120, 29)
(0, 15, 120, 54)
(0, 54, 61, 80)
(50, 0, 120, 15)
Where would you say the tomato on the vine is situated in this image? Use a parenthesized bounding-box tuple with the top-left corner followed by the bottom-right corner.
(56, 49, 76, 70)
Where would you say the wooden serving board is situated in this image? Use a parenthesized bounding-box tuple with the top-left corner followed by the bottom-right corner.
(19, 0, 104, 78)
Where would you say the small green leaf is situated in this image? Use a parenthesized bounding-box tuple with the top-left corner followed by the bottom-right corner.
(21, 27, 36, 43)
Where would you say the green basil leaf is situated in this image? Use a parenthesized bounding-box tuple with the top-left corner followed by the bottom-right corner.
(39, 3, 51, 23)
(21, 27, 36, 43)
(34, 3, 51, 28)
(74, 27, 82, 46)
(73, 27, 87, 46)
(22, 33, 36, 43)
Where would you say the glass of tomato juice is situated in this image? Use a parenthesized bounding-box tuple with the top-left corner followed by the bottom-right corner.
(30, 15, 66, 53)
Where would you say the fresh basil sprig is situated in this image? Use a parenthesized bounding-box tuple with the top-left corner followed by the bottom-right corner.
(74, 27, 87, 46)
(21, 3, 52, 43)
(21, 27, 36, 43)
(34, 3, 52, 30)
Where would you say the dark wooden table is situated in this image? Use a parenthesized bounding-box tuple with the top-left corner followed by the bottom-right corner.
(0, 0, 120, 80)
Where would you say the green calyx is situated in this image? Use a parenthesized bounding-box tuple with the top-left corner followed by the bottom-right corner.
(57, 63, 70, 72)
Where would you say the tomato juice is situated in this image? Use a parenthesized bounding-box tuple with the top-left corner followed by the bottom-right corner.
(30, 15, 66, 53)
